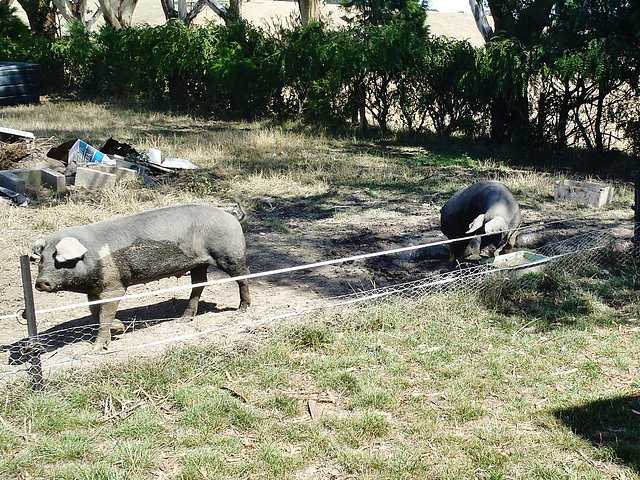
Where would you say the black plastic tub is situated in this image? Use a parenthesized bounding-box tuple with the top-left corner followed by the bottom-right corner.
(0, 62, 40, 107)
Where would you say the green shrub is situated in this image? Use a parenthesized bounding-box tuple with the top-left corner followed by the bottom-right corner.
(399, 36, 485, 136)
(50, 20, 100, 92)
(279, 23, 361, 127)
(0, 3, 36, 61)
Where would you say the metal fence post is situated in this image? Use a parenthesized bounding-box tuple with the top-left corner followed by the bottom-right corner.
(635, 171, 640, 255)
(20, 254, 43, 390)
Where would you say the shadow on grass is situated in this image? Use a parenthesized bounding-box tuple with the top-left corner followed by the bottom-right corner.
(553, 395, 640, 471)
(389, 134, 639, 181)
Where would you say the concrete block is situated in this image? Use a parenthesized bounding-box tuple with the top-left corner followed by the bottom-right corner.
(0, 170, 26, 193)
(87, 164, 138, 183)
(40, 168, 66, 193)
(75, 167, 116, 190)
(554, 179, 614, 207)
(0, 168, 67, 193)
(7, 168, 42, 190)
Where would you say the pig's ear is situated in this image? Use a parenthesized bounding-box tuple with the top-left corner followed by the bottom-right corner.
(466, 214, 485, 234)
(55, 237, 87, 263)
(30, 238, 46, 262)
(484, 216, 508, 234)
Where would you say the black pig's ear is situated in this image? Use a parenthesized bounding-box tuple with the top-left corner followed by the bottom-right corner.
(55, 237, 87, 263)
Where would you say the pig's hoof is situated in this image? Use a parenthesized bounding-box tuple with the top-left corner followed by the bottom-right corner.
(91, 341, 108, 352)
(109, 319, 125, 334)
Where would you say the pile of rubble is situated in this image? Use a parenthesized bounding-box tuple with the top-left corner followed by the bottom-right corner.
(0, 127, 198, 206)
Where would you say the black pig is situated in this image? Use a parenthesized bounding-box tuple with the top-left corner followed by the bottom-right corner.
(31, 204, 251, 350)
(440, 180, 521, 261)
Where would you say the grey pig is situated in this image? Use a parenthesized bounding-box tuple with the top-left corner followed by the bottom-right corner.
(440, 180, 521, 261)
(30, 204, 251, 350)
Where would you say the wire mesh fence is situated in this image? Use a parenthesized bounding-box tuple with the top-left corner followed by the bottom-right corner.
(0, 217, 636, 392)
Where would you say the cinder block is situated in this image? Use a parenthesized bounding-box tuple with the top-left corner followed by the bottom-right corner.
(39, 168, 66, 193)
(0, 170, 26, 193)
(75, 167, 116, 190)
(6, 168, 42, 190)
(554, 179, 614, 207)
(0, 167, 67, 193)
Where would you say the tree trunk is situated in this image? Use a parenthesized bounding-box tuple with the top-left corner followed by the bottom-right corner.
(161, 0, 206, 24)
(298, 0, 320, 26)
(359, 83, 366, 136)
(556, 79, 571, 149)
(52, 0, 102, 30)
(594, 87, 605, 153)
(468, 0, 493, 42)
(227, 0, 243, 22)
(490, 97, 509, 142)
(98, 0, 138, 29)
(16, 0, 56, 37)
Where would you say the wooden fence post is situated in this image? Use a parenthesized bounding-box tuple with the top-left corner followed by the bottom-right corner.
(20, 255, 43, 390)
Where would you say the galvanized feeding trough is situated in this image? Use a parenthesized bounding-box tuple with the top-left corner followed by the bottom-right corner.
(485, 250, 549, 277)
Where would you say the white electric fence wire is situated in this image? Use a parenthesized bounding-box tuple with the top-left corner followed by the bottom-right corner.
(0, 227, 493, 321)
(0, 213, 621, 322)
(0, 214, 634, 389)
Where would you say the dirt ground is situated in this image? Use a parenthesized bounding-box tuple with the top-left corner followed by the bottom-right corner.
(0, 177, 446, 376)
(0, 111, 634, 382)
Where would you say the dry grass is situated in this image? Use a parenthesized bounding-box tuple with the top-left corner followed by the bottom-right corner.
(0, 98, 638, 480)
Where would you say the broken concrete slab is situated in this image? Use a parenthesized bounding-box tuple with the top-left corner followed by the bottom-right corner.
(554, 179, 614, 208)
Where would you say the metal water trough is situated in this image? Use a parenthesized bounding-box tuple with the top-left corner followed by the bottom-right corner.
(485, 250, 549, 277)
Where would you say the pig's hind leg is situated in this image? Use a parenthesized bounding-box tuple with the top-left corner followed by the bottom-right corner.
(213, 258, 251, 311)
(183, 264, 208, 317)
(227, 263, 251, 311)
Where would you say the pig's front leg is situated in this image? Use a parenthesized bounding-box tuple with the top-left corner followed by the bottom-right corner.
(88, 287, 125, 351)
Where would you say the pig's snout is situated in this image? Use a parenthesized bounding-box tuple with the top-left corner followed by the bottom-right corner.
(35, 278, 54, 292)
